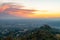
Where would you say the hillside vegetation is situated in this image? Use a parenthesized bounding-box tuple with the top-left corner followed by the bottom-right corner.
(0, 25, 60, 40)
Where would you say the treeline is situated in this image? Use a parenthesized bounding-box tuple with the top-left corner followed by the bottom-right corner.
(0, 25, 60, 40)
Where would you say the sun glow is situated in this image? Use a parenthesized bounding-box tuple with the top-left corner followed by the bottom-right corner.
(0, 0, 60, 18)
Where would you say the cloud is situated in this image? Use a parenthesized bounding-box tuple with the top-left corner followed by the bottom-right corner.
(0, 3, 36, 18)
(0, 3, 60, 19)
(0, 4, 10, 12)
(8, 9, 36, 17)
(0, 3, 24, 12)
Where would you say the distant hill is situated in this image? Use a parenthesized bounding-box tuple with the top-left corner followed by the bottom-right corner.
(16, 25, 58, 40)
(0, 25, 60, 40)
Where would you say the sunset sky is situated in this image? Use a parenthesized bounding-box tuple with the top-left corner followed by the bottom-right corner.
(0, 0, 60, 18)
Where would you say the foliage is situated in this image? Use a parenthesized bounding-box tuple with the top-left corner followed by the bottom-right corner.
(0, 25, 59, 40)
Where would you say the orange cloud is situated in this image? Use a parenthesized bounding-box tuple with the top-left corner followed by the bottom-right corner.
(0, 4, 10, 12)
(8, 9, 36, 17)
(0, 3, 24, 12)
(0, 3, 60, 18)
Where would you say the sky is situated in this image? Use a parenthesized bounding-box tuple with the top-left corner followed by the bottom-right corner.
(0, 0, 60, 18)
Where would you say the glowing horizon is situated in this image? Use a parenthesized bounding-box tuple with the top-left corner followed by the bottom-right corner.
(0, 0, 60, 18)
